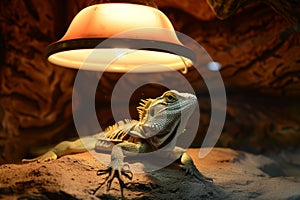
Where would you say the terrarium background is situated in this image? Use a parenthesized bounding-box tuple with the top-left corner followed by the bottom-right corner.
(0, 0, 299, 163)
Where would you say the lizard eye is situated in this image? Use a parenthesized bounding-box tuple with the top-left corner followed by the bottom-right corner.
(165, 93, 177, 103)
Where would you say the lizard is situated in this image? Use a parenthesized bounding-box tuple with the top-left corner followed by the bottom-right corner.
(22, 90, 212, 197)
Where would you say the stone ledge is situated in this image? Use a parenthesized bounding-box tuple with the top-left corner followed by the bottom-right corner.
(0, 148, 299, 199)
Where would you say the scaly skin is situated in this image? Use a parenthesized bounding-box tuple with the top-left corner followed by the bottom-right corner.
(23, 90, 212, 198)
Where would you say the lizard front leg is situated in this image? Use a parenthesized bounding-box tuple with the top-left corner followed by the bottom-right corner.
(180, 152, 213, 182)
(95, 141, 150, 198)
(96, 145, 132, 197)
(155, 147, 213, 182)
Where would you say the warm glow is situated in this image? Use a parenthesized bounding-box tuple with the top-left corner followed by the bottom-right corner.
(49, 48, 193, 73)
(46, 3, 195, 73)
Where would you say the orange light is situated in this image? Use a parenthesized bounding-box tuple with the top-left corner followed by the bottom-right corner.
(46, 3, 195, 72)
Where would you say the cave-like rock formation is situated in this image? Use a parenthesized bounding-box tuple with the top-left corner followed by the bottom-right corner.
(0, 0, 299, 164)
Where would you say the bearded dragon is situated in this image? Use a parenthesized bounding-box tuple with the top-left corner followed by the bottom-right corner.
(23, 90, 212, 196)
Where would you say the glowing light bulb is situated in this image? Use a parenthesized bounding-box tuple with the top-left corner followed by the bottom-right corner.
(207, 61, 222, 71)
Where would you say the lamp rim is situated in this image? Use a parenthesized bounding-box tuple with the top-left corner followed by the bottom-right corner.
(93, 1, 158, 8)
(45, 38, 196, 64)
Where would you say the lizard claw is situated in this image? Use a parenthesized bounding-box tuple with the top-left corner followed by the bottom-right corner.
(95, 163, 133, 198)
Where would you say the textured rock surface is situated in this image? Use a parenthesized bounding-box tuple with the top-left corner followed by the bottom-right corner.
(0, 148, 300, 199)
(0, 1, 77, 163)
(205, 0, 300, 26)
(0, 0, 300, 164)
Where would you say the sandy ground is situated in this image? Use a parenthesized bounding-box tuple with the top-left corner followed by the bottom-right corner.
(0, 148, 300, 199)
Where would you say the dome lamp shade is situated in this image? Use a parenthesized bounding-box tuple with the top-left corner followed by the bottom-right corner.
(46, 3, 195, 73)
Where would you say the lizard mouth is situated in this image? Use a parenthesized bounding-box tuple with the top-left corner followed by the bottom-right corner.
(158, 120, 181, 149)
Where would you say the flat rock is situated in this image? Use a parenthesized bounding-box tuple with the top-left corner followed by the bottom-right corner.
(0, 148, 299, 199)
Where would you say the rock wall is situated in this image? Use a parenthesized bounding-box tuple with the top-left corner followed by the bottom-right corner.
(0, 0, 299, 163)
(0, 1, 76, 163)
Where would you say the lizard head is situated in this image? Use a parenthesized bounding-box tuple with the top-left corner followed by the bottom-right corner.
(133, 90, 198, 149)
(137, 90, 197, 122)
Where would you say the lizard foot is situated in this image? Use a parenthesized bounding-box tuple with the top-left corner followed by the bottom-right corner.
(94, 163, 133, 198)
(182, 164, 213, 183)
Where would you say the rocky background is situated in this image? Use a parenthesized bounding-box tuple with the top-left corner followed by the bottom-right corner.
(0, 0, 299, 164)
